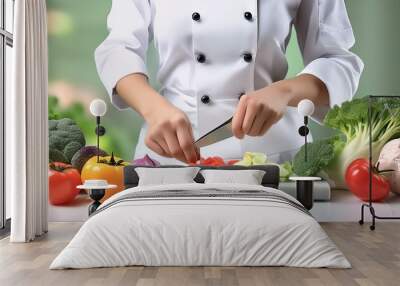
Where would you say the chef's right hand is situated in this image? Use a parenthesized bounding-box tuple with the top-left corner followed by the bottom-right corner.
(144, 104, 200, 163)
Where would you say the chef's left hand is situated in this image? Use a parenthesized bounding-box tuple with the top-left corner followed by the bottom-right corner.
(232, 81, 290, 139)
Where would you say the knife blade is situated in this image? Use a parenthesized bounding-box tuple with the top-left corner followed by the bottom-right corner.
(195, 117, 234, 148)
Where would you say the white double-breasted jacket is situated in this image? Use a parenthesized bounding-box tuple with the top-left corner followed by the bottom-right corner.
(95, 0, 363, 163)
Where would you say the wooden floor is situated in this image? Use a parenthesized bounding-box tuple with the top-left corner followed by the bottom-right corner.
(0, 222, 399, 286)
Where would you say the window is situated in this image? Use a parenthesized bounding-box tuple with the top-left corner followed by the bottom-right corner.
(0, 0, 14, 233)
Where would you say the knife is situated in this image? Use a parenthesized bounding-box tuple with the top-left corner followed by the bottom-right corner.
(195, 117, 234, 148)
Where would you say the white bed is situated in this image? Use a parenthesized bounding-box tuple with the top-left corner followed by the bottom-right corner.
(50, 183, 350, 269)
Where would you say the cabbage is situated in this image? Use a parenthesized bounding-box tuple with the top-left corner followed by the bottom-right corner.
(234, 152, 267, 166)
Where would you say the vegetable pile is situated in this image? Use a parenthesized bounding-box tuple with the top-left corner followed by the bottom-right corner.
(325, 98, 400, 188)
(190, 152, 293, 182)
(293, 97, 400, 189)
(191, 156, 238, 166)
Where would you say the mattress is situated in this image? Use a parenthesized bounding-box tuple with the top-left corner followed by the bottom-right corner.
(50, 183, 350, 269)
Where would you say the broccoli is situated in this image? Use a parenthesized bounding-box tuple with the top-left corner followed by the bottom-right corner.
(293, 138, 336, 177)
(49, 118, 86, 163)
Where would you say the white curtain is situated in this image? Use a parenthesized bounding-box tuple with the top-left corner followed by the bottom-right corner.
(7, 0, 49, 242)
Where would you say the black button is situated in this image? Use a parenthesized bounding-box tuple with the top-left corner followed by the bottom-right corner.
(192, 12, 201, 21)
(201, 95, 210, 104)
(244, 12, 253, 21)
(243, 53, 253, 63)
(197, 53, 206, 63)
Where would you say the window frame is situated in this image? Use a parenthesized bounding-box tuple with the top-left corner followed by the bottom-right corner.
(0, 0, 14, 233)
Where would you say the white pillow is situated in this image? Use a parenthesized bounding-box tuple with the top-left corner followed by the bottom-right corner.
(200, 169, 266, 185)
(136, 167, 200, 186)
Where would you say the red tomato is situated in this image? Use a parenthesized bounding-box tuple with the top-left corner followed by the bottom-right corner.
(193, 156, 227, 166)
(48, 163, 81, 205)
(201, 156, 225, 166)
(212, 156, 225, 166)
(345, 159, 390, 202)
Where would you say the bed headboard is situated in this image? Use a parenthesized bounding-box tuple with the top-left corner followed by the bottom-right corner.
(123, 165, 280, 189)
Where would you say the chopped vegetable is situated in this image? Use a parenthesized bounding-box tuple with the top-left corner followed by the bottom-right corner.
(234, 152, 267, 166)
(193, 156, 226, 166)
(132, 154, 161, 167)
(234, 152, 293, 181)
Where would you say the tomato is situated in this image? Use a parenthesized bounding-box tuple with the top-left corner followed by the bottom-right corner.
(81, 153, 129, 202)
(211, 156, 225, 166)
(345, 158, 390, 202)
(193, 156, 226, 166)
(48, 163, 81, 205)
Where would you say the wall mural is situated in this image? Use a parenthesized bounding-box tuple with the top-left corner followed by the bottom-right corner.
(47, 0, 400, 223)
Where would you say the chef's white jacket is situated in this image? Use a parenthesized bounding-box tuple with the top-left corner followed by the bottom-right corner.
(95, 0, 363, 164)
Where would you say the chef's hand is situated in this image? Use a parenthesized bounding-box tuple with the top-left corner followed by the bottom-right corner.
(116, 73, 200, 163)
(144, 103, 200, 163)
(232, 83, 289, 138)
(232, 74, 329, 138)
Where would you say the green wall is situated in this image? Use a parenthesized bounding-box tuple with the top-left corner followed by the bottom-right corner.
(47, 0, 400, 159)
(301, 0, 400, 139)
(347, 0, 400, 97)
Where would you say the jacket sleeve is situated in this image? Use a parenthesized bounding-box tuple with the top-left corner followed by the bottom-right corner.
(294, 0, 364, 122)
(95, 0, 152, 110)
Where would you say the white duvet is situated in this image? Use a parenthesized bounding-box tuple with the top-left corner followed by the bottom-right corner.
(50, 183, 350, 269)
